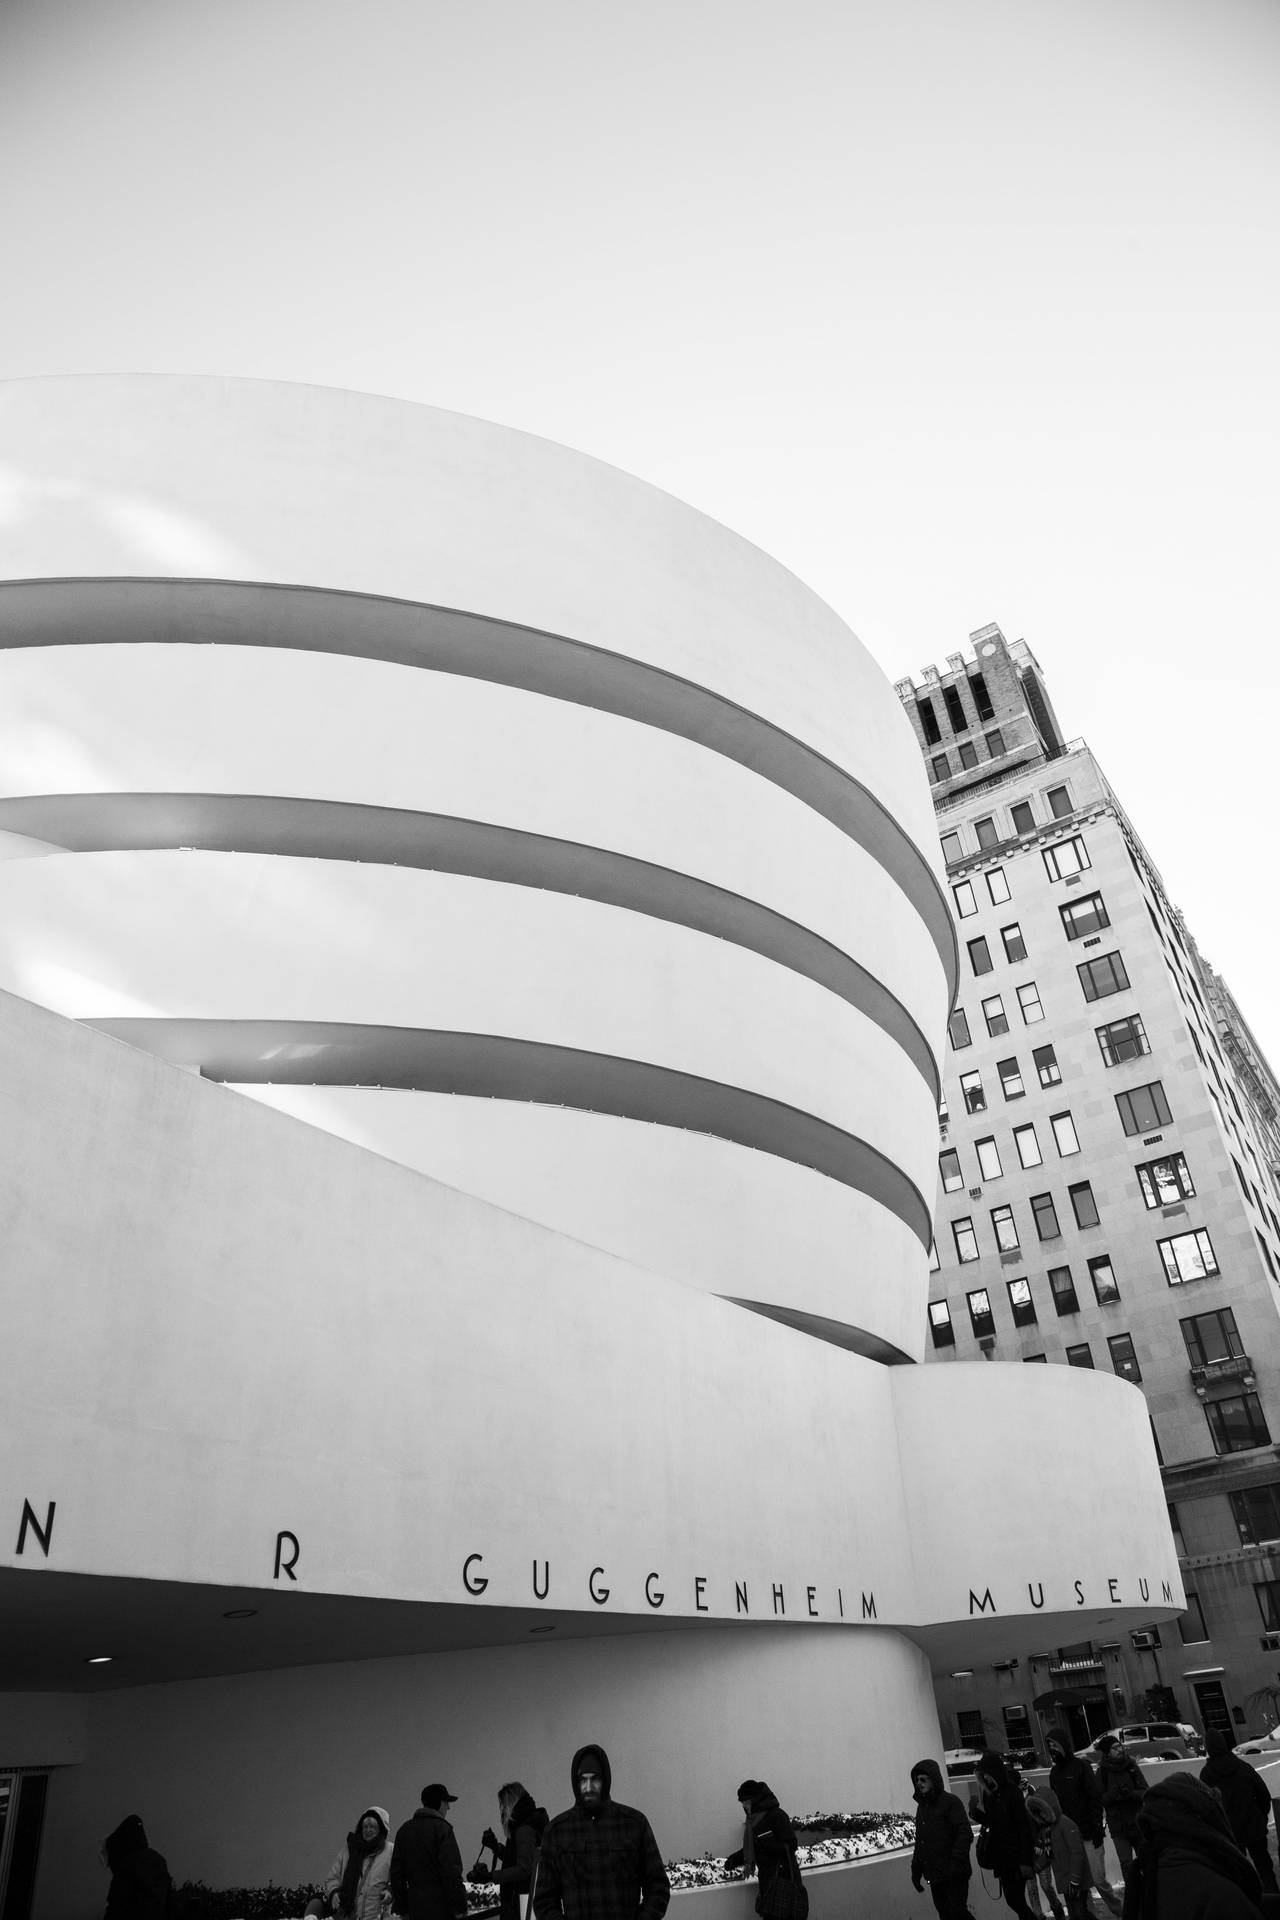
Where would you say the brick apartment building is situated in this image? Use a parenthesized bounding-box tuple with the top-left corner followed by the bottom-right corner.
(901, 625, 1280, 1756)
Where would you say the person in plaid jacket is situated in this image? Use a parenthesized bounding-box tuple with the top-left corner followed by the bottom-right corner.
(533, 1745, 670, 1920)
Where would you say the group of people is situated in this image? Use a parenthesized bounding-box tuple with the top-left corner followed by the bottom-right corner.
(300, 1749, 671, 1920)
(911, 1729, 1280, 1920)
(100, 1753, 805, 1920)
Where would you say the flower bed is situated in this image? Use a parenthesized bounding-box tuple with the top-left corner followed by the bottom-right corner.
(665, 1812, 915, 1892)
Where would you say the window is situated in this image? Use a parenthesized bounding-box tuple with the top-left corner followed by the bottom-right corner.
(1168, 1503, 1186, 1556)
(928, 1300, 956, 1349)
(1001, 923, 1027, 963)
(968, 672, 995, 722)
(967, 1289, 995, 1339)
(1060, 892, 1111, 941)
(986, 868, 1011, 905)
(1043, 836, 1091, 880)
(953, 1217, 980, 1263)
(930, 1239, 940, 1272)
(1066, 1343, 1094, 1368)
(1069, 1182, 1100, 1229)
(1031, 1193, 1061, 1242)
(1181, 1307, 1243, 1370)
(976, 1136, 1003, 1181)
(1207, 1394, 1271, 1455)
(1097, 1014, 1150, 1067)
(1089, 1255, 1120, 1303)
(997, 1057, 1025, 1101)
(940, 831, 962, 864)
(1049, 1266, 1079, 1315)
(1137, 1153, 1195, 1209)
(1230, 1483, 1280, 1549)
(982, 994, 1009, 1037)
(1008, 1278, 1037, 1327)
(1033, 1044, 1061, 1088)
(1010, 800, 1035, 835)
(1046, 785, 1072, 820)
(943, 683, 969, 734)
(985, 728, 1005, 757)
(1108, 1333, 1142, 1383)
(958, 740, 979, 770)
(1179, 1592, 1209, 1643)
(1017, 982, 1045, 1024)
(948, 1008, 972, 1049)
(1116, 1081, 1173, 1136)
(1079, 952, 1130, 1002)
(939, 1148, 964, 1193)
(1051, 1112, 1081, 1157)
(918, 697, 942, 745)
(968, 936, 994, 976)
(960, 1069, 986, 1114)
(952, 879, 977, 917)
(975, 817, 1000, 850)
(991, 1204, 1020, 1252)
(1013, 1123, 1042, 1170)
(1159, 1229, 1220, 1286)
(931, 753, 951, 783)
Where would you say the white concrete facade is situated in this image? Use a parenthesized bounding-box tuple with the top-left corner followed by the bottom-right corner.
(0, 378, 1179, 1912)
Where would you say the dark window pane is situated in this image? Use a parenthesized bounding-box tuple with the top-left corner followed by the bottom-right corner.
(968, 937, 993, 976)
(1011, 800, 1035, 835)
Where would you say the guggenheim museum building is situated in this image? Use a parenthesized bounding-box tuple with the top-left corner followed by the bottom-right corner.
(0, 376, 1179, 1913)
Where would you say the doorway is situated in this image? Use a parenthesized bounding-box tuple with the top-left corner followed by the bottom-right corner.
(1193, 1679, 1234, 1741)
(0, 1772, 49, 1920)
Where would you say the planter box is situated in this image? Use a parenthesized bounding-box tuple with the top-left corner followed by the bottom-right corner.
(672, 1850, 921, 1920)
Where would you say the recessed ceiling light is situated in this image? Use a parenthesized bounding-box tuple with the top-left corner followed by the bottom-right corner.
(84, 1654, 114, 1665)
(529, 1623, 557, 1635)
(222, 1607, 259, 1620)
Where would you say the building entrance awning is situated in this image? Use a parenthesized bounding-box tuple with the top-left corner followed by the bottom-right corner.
(1033, 1685, 1108, 1709)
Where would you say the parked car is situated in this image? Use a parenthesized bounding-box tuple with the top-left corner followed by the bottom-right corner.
(944, 1747, 985, 1780)
(1233, 1728, 1280, 1758)
(1076, 1722, 1204, 1762)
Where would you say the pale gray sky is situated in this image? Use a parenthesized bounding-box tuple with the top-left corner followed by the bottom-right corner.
(2, 0, 1277, 1057)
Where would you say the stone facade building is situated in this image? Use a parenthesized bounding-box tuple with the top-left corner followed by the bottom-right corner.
(902, 626, 1280, 1755)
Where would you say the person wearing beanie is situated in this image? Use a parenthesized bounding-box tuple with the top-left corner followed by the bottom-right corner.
(389, 1785, 468, 1920)
(305, 1806, 393, 1919)
(1045, 1734, 1119, 1913)
(909, 1758, 974, 1919)
(724, 1780, 801, 1914)
(1200, 1731, 1278, 1893)
(973, 1751, 1038, 1918)
(533, 1744, 669, 1920)
(1121, 1771, 1263, 1918)
(1093, 1737, 1147, 1889)
(101, 1814, 173, 1920)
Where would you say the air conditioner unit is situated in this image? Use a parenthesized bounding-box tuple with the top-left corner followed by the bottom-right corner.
(969, 1187, 983, 1199)
(1260, 1632, 1280, 1653)
(978, 1335, 997, 1354)
(1131, 1631, 1159, 1651)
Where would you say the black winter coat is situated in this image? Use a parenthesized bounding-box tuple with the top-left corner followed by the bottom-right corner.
(1097, 1750, 1148, 1842)
(911, 1761, 973, 1886)
(1200, 1752, 1272, 1851)
(389, 1810, 468, 1920)
(104, 1851, 172, 1920)
(1047, 1755, 1104, 1848)
(977, 1778, 1035, 1878)
(724, 1788, 798, 1896)
(493, 1793, 548, 1920)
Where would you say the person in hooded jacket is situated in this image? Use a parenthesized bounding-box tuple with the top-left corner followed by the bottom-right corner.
(1093, 1737, 1146, 1887)
(1121, 1771, 1263, 1919)
(390, 1785, 468, 1920)
(1026, 1794, 1095, 1920)
(908, 1759, 974, 1920)
(532, 1744, 669, 1920)
(1199, 1731, 1278, 1893)
(723, 1781, 800, 1915)
(973, 1752, 1037, 1919)
(1045, 1736, 1117, 1913)
(102, 1815, 172, 1920)
(305, 1806, 393, 1919)
(470, 1782, 548, 1920)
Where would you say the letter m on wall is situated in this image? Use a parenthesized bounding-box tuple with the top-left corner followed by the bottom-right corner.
(968, 1587, 996, 1615)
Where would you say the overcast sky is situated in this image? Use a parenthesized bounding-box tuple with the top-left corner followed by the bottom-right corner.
(2, 0, 1277, 1060)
